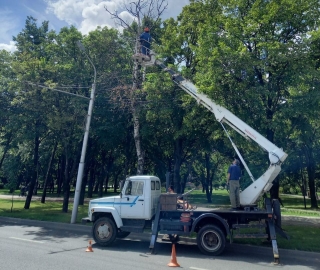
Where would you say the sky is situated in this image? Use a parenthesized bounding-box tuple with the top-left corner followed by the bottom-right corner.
(0, 0, 190, 52)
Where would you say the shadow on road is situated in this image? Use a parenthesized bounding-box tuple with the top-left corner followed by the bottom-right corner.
(0, 217, 319, 270)
(95, 236, 320, 269)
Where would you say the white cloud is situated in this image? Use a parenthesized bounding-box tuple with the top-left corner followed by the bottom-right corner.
(46, 0, 189, 35)
(0, 41, 17, 52)
(46, 0, 129, 34)
(79, 1, 125, 34)
(46, 0, 97, 26)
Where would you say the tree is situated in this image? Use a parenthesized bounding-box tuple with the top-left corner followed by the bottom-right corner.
(193, 0, 320, 205)
(105, 0, 168, 175)
(11, 16, 56, 209)
(0, 50, 15, 171)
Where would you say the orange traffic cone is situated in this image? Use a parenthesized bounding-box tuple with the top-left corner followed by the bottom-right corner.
(167, 243, 180, 267)
(86, 240, 94, 252)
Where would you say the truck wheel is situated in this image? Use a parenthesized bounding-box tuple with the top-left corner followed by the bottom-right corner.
(272, 199, 281, 228)
(92, 217, 117, 246)
(197, 225, 226, 256)
(117, 231, 131, 238)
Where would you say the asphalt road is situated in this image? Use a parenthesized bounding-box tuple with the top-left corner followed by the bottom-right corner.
(0, 217, 319, 270)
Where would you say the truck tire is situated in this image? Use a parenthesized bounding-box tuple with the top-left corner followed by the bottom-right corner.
(117, 231, 131, 238)
(92, 217, 117, 246)
(197, 225, 226, 256)
(272, 199, 281, 228)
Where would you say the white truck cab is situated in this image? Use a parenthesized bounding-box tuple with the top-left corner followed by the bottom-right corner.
(85, 175, 161, 246)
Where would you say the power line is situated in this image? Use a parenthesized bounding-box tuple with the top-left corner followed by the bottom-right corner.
(26, 82, 90, 100)
(52, 85, 91, 89)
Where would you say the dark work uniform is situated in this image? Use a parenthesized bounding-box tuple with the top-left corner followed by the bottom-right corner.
(139, 31, 151, 55)
(228, 164, 241, 208)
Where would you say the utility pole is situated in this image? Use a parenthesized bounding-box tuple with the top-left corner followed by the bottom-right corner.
(71, 41, 96, 224)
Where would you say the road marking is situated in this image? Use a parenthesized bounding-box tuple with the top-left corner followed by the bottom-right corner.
(190, 267, 209, 270)
(10, 237, 44, 244)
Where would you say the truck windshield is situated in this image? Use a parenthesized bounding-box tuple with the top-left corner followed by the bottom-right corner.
(124, 180, 144, 196)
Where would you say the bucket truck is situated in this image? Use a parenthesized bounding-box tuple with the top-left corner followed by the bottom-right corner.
(82, 50, 289, 264)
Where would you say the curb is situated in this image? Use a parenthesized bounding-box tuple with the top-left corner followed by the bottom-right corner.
(0, 216, 91, 233)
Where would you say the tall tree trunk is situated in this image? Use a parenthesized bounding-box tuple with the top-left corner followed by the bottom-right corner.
(87, 162, 94, 198)
(104, 174, 109, 193)
(205, 153, 213, 203)
(62, 148, 70, 213)
(132, 100, 144, 175)
(41, 142, 57, 203)
(93, 174, 99, 194)
(173, 138, 183, 193)
(24, 126, 40, 209)
(57, 156, 63, 196)
(0, 132, 12, 169)
(132, 40, 144, 175)
(300, 167, 307, 209)
(113, 171, 121, 193)
(79, 166, 88, 205)
(101, 153, 114, 195)
(123, 130, 131, 178)
(304, 145, 318, 208)
(98, 169, 104, 198)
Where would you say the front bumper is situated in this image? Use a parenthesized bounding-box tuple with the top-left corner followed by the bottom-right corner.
(81, 217, 91, 224)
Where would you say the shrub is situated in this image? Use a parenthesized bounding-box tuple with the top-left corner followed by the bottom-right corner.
(283, 185, 291, 194)
(290, 186, 298, 195)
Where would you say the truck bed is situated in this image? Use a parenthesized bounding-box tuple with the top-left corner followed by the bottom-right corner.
(149, 196, 284, 264)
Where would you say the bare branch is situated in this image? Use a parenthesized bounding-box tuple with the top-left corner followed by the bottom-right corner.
(105, 0, 168, 34)
(153, 0, 168, 26)
(104, 4, 134, 32)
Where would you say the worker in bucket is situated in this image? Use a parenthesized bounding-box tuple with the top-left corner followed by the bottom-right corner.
(139, 27, 152, 56)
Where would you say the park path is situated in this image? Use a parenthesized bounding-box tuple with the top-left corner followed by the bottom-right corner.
(282, 215, 320, 227)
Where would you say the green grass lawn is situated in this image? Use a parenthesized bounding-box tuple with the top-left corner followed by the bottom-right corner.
(0, 198, 89, 223)
(233, 225, 320, 253)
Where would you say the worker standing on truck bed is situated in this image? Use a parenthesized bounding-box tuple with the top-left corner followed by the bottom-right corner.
(227, 159, 241, 210)
(139, 27, 151, 55)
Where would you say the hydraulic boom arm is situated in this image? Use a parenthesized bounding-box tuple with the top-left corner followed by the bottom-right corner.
(134, 51, 288, 205)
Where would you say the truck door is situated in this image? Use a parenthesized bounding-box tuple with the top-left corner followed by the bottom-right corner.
(119, 180, 145, 218)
